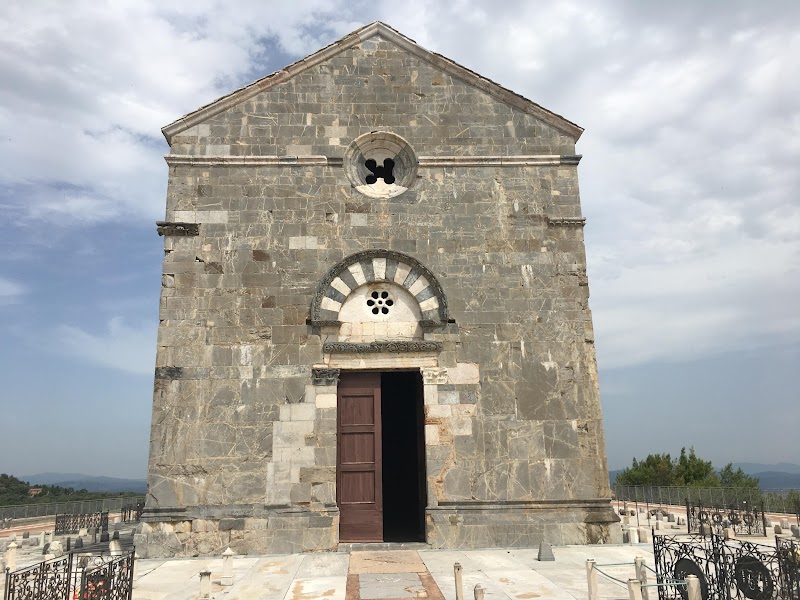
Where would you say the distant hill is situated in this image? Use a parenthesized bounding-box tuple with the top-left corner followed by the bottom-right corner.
(749, 471, 800, 490)
(732, 462, 800, 475)
(21, 473, 147, 494)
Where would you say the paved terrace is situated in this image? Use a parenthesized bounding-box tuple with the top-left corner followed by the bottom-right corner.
(132, 544, 664, 600)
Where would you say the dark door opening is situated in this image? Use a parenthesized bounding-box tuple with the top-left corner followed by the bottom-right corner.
(381, 371, 426, 542)
(336, 370, 426, 543)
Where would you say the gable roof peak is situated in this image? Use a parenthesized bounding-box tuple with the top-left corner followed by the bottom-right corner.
(162, 22, 583, 143)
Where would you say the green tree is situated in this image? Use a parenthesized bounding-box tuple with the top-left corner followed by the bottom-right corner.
(717, 463, 759, 489)
(675, 447, 719, 486)
(614, 448, 759, 489)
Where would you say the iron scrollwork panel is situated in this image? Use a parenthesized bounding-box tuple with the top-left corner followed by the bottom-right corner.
(79, 551, 135, 600)
(4, 553, 74, 600)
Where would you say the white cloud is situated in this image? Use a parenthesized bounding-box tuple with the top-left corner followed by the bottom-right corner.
(0, 276, 26, 303)
(55, 317, 157, 375)
(0, 0, 798, 370)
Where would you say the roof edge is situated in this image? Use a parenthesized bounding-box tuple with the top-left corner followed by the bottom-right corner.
(162, 22, 583, 144)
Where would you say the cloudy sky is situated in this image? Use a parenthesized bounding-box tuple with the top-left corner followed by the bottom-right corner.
(0, 1, 797, 480)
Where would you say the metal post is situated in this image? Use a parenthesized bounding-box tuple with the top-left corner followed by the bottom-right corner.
(635, 557, 648, 600)
(686, 498, 691, 534)
(636, 499, 640, 527)
(473, 584, 485, 600)
(627, 578, 643, 600)
(686, 575, 701, 600)
(454, 562, 464, 600)
(586, 559, 598, 600)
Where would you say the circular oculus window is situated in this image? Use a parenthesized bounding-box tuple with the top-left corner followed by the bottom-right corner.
(344, 131, 417, 198)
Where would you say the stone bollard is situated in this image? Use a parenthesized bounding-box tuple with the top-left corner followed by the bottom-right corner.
(637, 527, 650, 543)
(537, 541, 555, 561)
(586, 559, 598, 600)
(5, 541, 17, 572)
(781, 519, 790, 530)
(100, 531, 109, 543)
(792, 525, 800, 539)
(724, 528, 736, 540)
(454, 562, 464, 600)
(473, 584, 485, 600)
(222, 547, 235, 586)
(78, 528, 88, 537)
(775, 525, 783, 535)
(627, 578, 643, 600)
(627, 528, 639, 544)
(39, 531, 46, 547)
(667, 513, 676, 523)
(109, 540, 122, 557)
(199, 570, 211, 600)
(635, 557, 649, 600)
(686, 574, 701, 600)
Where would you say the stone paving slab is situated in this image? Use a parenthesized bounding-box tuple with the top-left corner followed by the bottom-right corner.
(349, 550, 427, 574)
(126, 544, 668, 600)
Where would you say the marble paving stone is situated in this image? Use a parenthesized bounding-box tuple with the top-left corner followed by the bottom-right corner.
(359, 573, 427, 599)
(349, 550, 427, 574)
(461, 550, 530, 572)
(418, 550, 482, 574)
(484, 569, 575, 600)
(296, 552, 350, 577)
(281, 576, 347, 600)
(224, 555, 305, 600)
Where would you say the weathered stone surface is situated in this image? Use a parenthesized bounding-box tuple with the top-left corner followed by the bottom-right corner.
(142, 21, 617, 556)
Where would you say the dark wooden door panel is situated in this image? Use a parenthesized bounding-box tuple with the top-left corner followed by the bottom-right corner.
(337, 372, 382, 542)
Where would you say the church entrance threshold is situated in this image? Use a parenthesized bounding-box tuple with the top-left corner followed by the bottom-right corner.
(337, 370, 426, 543)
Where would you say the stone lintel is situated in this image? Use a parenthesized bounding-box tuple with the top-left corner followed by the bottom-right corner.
(156, 221, 199, 236)
(323, 341, 443, 354)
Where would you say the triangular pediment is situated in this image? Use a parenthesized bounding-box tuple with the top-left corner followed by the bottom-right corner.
(162, 22, 582, 143)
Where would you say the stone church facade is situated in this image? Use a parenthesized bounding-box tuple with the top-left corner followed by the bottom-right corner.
(137, 22, 621, 557)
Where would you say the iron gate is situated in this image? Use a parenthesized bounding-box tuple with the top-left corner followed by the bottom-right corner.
(653, 532, 797, 600)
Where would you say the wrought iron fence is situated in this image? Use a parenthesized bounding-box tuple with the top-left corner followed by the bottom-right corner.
(79, 550, 135, 600)
(0, 497, 145, 523)
(687, 501, 767, 536)
(777, 537, 800, 600)
(120, 502, 144, 523)
(55, 512, 109, 535)
(3, 548, 135, 600)
(653, 532, 795, 600)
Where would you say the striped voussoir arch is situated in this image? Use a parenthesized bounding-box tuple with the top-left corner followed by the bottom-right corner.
(310, 250, 449, 326)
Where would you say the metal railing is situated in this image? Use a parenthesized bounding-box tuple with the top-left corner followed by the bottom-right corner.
(3, 548, 135, 600)
(0, 497, 145, 523)
(615, 484, 800, 515)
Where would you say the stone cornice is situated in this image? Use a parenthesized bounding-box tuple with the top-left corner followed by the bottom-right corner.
(161, 22, 583, 144)
(165, 154, 581, 167)
(156, 221, 200, 236)
(165, 155, 342, 167)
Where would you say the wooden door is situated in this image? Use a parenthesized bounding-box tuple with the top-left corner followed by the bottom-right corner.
(337, 372, 383, 542)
